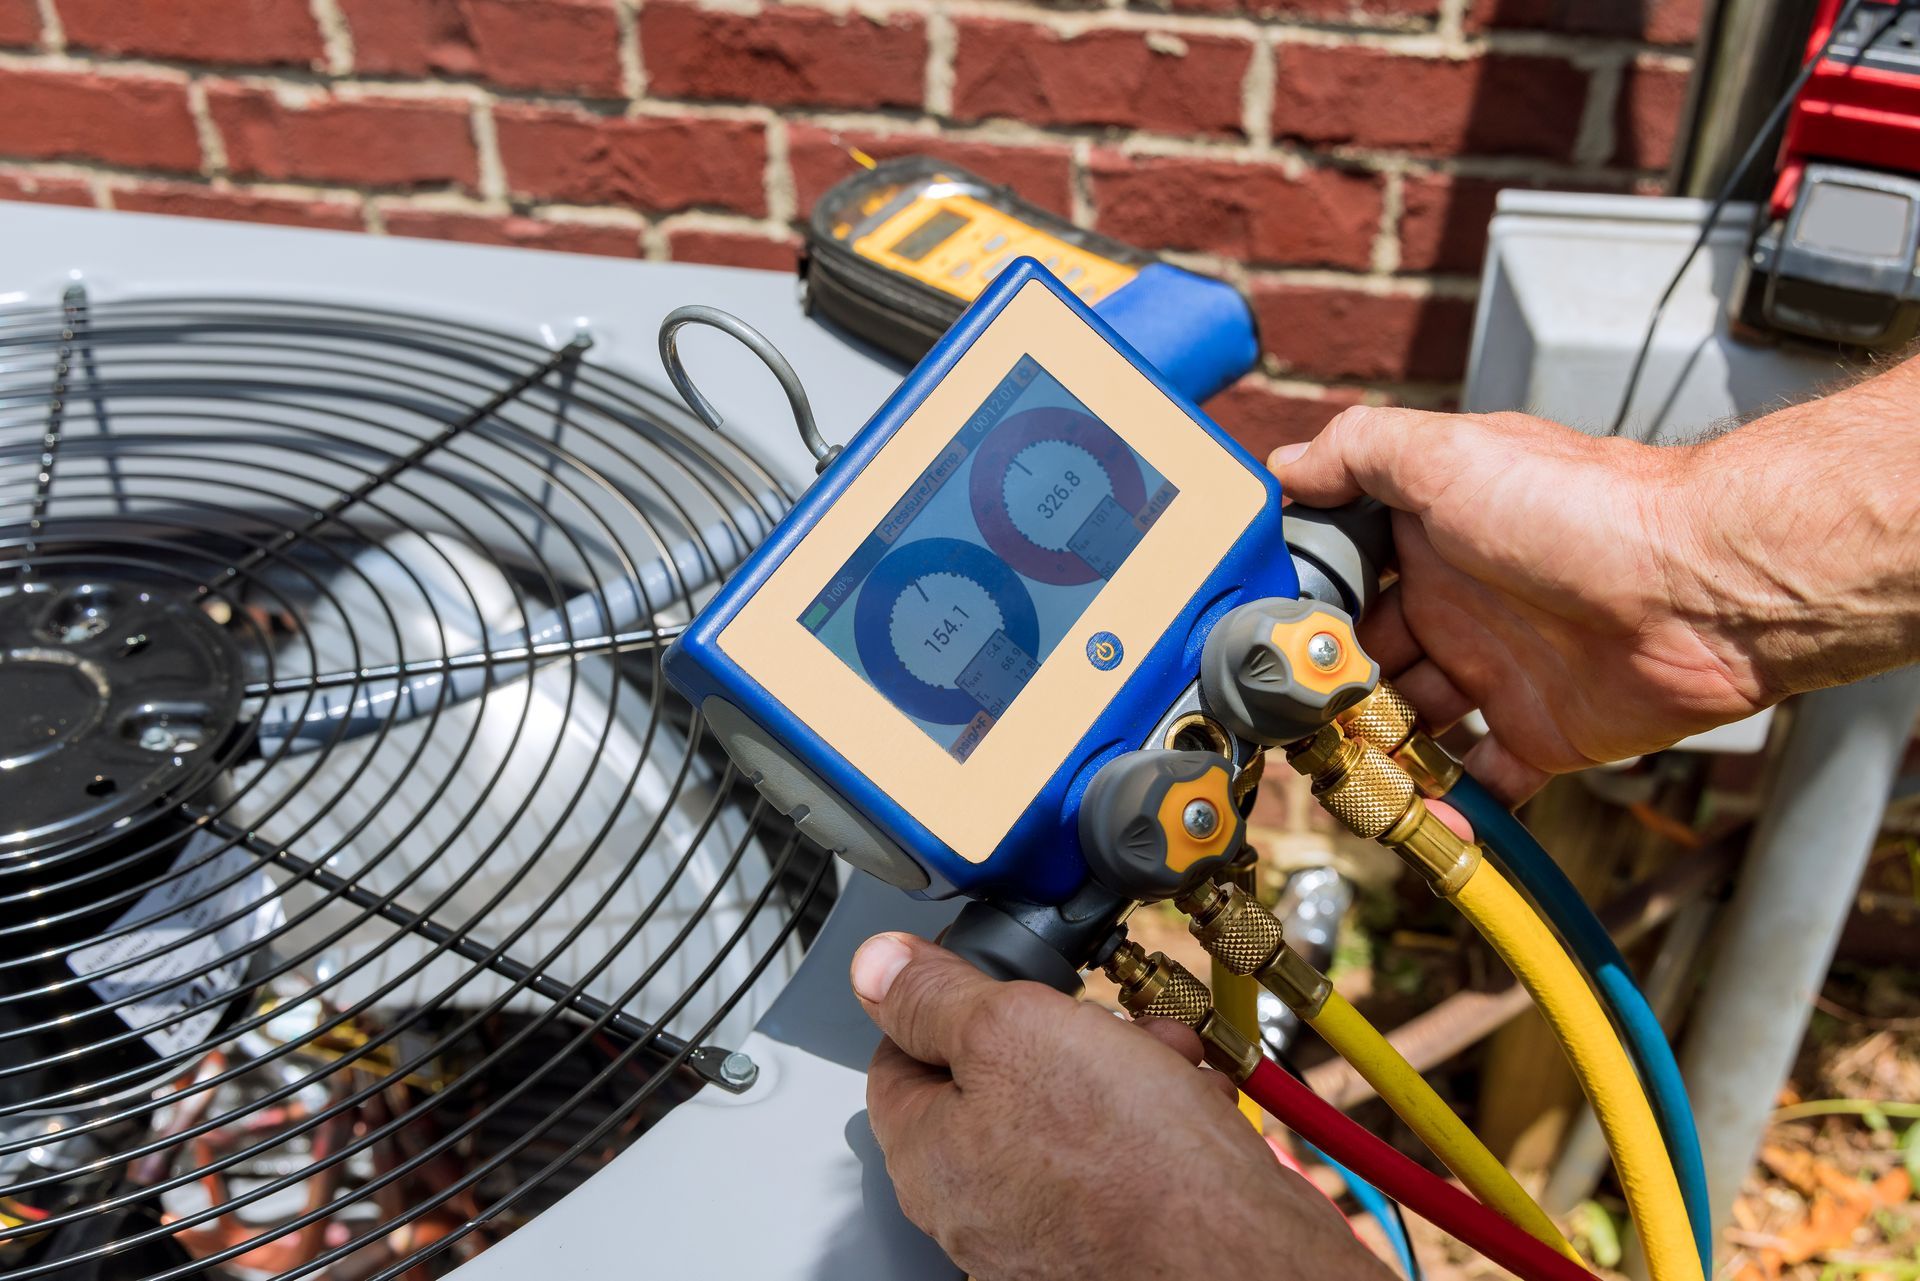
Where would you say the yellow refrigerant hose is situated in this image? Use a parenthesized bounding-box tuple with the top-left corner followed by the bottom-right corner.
(1179, 879, 1577, 1260)
(1214, 857, 1269, 1128)
(1451, 864, 1703, 1281)
(1305, 990, 1581, 1262)
(1237, 609, 1699, 1281)
(1213, 960, 1267, 1128)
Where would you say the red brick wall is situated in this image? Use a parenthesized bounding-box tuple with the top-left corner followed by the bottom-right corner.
(0, 0, 1695, 451)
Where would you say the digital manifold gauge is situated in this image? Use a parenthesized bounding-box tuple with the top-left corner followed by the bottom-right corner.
(667, 260, 1374, 982)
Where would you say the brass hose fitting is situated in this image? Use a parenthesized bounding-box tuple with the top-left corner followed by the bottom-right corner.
(1106, 938, 1212, 1026)
(1290, 722, 1418, 839)
(1285, 722, 1481, 896)
(1229, 745, 1265, 814)
(1335, 681, 1464, 798)
(1103, 940, 1261, 1083)
(1175, 882, 1332, 1018)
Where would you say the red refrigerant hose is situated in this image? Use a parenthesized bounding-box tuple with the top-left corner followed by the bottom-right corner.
(1241, 1057, 1601, 1281)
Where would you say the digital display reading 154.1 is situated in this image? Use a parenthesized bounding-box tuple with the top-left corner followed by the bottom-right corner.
(798, 355, 1178, 762)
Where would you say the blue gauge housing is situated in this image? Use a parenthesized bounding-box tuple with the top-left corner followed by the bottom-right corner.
(664, 260, 1297, 903)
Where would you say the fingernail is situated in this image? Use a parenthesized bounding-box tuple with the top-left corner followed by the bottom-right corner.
(851, 934, 913, 1003)
(1269, 442, 1310, 467)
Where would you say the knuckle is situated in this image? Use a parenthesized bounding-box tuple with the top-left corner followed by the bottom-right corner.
(954, 983, 1054, 1067)
(1323, 403, 1373, 444)
(954, 996, 1019, 1066)
(1065, 995, 1127, 1042)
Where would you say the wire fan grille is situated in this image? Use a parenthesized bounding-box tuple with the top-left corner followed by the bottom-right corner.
(0, 290, 832, 1280)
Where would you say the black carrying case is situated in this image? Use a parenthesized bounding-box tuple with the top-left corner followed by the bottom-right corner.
(799, 156, 1157, 365)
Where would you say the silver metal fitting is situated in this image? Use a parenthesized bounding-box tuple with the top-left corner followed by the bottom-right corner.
(717, 1051, 759, 1089)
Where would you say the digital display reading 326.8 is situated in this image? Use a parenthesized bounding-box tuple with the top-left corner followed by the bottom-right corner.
(798, 356, 1178, 762)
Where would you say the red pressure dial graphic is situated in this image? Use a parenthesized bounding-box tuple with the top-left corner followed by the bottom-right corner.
(966, 406, 1147, 586)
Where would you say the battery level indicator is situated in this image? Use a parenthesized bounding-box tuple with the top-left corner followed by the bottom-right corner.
(801, 601, 832, 632)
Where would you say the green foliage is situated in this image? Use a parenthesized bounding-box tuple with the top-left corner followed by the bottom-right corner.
(1569, 1200, 1623, 1270)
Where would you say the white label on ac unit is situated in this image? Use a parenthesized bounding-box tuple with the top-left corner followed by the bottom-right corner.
(67, 832, 284, 1059)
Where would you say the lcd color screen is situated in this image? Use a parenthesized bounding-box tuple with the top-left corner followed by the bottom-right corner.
(799, 355, 1178, 762)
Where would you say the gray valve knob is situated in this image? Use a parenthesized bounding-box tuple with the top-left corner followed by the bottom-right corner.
(1080, 749, 1243, 902)
(1201, 598, 1380, 746)
(1284, 499, 1392, 620)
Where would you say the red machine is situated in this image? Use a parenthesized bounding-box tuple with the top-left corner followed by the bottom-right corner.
(1735, 0, 1920, 347)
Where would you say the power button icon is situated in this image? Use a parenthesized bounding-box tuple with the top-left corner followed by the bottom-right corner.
(1085, 631, 1123, 671)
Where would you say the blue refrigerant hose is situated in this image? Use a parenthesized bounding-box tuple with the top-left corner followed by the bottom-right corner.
(1307, 1143, 1421, 1280)
(1443, 773, 1712, 1271)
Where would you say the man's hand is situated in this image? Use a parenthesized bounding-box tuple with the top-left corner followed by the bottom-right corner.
(854, 932, 1388, 1281)
(1271, 349, 1920, 802)
(1271, 406, 1773, 802)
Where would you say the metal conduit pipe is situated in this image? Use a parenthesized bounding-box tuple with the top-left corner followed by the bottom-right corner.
(1678, 671, 1920, 1246)
(1670, 0, 1822, 198)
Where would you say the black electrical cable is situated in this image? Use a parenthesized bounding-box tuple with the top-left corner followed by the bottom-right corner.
(1606, 0, 1887, 437)
(1389, 1195, 1423, 1281)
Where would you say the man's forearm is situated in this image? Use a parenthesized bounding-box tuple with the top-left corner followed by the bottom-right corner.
(1667, 354, 1920, 699)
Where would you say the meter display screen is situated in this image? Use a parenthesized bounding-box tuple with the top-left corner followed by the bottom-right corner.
(891, 209, 971, 262)
(799, 355, 1178, 762)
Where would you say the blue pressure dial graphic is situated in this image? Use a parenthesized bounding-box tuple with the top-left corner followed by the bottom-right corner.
(801, 355, 1177, 763)
(853, 538, 1039, 726)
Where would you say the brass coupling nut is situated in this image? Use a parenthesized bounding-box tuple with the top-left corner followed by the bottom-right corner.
(1103, 940, 1260, 1083)
(1179, 881, 1284, 974)
(1287, 724, 1418, 840)
(1286, 722, 1481, 896)
(1336, 682, 1464, 798)
(1337, 681, 1419, 755)
(1176, 882, 1331, 1018)
(1105, 940, 1211, 1028)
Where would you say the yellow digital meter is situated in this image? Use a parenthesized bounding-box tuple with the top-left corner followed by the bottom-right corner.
(802, 156, 1259, 405)
(848, 192, 1138, 308)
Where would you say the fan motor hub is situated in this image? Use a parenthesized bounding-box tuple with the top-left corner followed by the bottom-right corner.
(0, 579, 244, 854)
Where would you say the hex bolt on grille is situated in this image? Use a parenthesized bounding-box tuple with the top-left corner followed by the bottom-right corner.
(0, 289, 834, 1280)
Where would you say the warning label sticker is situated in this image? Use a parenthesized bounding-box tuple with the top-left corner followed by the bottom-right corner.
(67, 833, 284, 1059)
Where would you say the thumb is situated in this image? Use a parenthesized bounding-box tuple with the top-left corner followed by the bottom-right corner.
(851, 932, 1046, 1070)
(1269, 405, 1449, 511)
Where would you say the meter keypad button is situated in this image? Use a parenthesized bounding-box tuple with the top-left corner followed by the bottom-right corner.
(983, 233, 1008, 251)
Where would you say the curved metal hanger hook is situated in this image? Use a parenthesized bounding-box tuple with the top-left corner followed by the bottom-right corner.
(658, 305, 840, 473)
